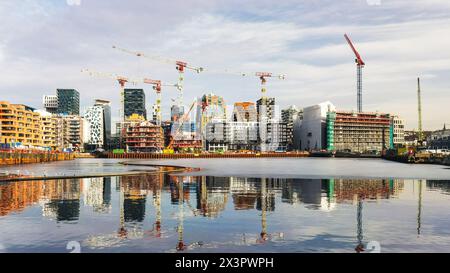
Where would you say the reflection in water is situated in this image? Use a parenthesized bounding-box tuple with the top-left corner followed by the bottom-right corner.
(2, 175, 448, 253)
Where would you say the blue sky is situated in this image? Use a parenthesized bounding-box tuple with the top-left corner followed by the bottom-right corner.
(1, 0, 450, 130)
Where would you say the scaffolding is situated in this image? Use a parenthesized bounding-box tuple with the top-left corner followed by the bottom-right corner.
(327, 111, 391, 153)
(125, 121, 164, 153)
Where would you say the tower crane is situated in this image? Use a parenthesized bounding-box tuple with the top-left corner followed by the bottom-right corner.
(204, 68, 286, 101)
(344, 34, 365, 113)
(112, 45, 204, 108)
(143, 78, 180, 125)
(165, 99, 199, 154)
(81, 69, 139, 121)
(253, 72, 286, 102)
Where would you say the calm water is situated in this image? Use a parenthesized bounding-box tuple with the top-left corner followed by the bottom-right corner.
(1, 158, 450, 253)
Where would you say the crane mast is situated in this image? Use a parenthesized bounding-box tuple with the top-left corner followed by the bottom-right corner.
(143, 78, 179, 125)
(417, 77, 424, 145)
(344, 34, 365, 113)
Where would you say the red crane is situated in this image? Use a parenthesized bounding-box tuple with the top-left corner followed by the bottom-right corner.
(143, 78, 179, 125)
(81, 69, 139, 120)
(344, 34, 365, 113)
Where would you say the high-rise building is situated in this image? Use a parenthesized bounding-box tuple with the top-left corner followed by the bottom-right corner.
(233, 102, 257, 122)
(257, 97, 277, 121)
(57, 89, 80, 116)
(171, 105, 184, 122)
(197, 93, 227, 133)
(84, 101, 107, 151)
(0, 101, 43, 148)
(43, 95, 58, 114)
(282, 105, 302, 151)
(124, 89, 146, 120)
(93, 99, 112, 148)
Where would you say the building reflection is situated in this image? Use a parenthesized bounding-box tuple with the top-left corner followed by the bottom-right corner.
(427, 180, 450, 194)
(1, 174, 410, 251)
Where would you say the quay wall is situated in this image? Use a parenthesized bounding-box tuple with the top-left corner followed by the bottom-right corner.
(0, 150, 74, 166)
(106, 152, 310, 160)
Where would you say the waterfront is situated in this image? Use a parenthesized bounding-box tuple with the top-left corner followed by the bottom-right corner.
(1, 158, 450, 253)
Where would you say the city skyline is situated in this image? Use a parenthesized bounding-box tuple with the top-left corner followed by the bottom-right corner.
(1, 1, 450, 130)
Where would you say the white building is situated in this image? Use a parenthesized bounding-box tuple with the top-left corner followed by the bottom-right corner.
(293, 101, 335, 151)
(43, 95, 58, 114)
(392, 115, 406, 146)
(84, 105, 105, 149)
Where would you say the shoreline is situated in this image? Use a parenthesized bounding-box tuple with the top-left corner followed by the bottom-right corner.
(0, 163, 199, 183)
(2, 157, 450, 182)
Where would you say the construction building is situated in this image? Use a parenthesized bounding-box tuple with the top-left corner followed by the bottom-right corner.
(233, 102, 257, 122)
(116, 113, 146, 149)
(125, 121, 164, 153)
(124, 89, 146, 120)
(327, 111, 392, 153)
(0, 101, 43, 149)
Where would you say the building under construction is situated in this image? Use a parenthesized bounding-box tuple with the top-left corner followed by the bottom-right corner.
(327, 111, 392, 153)
(125, 121, 164, 153)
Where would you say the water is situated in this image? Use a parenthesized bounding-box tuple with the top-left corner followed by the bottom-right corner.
(1, 158, 450, 253)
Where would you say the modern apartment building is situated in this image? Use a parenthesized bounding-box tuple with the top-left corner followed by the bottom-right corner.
(35, 110, 57, 150)
(205, 121, 288, 152)
(391, 115, 406, 146)
(0, 101, 42, 148)
(54, 115, 84, 151)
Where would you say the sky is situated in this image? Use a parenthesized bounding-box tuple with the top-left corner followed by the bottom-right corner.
(1, 0, 450, 130)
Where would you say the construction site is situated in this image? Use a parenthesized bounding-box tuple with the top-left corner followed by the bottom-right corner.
(327, 111, 392, 154)
(2, 33, 443, 162)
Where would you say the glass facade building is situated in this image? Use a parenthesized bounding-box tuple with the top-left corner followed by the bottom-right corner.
(57, 89, 80, 116)
(124, 89, 146, 120)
